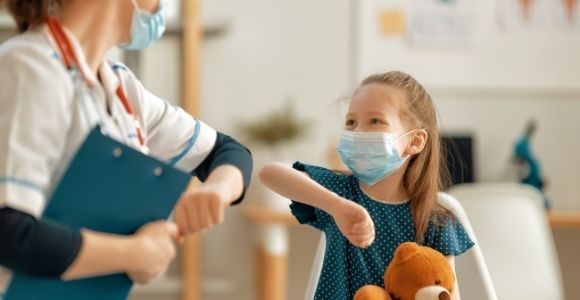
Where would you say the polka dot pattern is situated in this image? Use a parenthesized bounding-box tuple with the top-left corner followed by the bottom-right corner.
(289, 162, 475, 300)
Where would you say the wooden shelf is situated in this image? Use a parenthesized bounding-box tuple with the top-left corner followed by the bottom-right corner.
(130, 276, 234, 297)
(131, 277, 182, 296)
(244, 206, 295, 300)
(244, 206, 298, 226)
(548, 211, 580, 229)
(166, 18, 230, 38)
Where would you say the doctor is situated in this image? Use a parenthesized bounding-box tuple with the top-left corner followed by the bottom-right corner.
(0, 0, 252, 292)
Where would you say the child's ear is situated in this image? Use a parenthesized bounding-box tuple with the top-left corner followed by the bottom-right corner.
(407, 129, 428, 155)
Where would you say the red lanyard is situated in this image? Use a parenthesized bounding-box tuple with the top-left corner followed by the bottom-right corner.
(46, 17, 145, 146)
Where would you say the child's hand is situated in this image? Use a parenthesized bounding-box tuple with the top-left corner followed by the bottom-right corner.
(330, 199, 375, 248)
(173, 183, 229, 235)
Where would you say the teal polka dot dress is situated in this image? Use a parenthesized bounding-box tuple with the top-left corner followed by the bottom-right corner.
(290, 162, 474, 300)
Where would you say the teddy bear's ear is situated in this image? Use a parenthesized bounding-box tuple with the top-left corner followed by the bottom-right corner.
(392, 242, 420, 263)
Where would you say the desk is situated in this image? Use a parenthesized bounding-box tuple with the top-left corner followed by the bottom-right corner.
(548, 212, 580, 229)
(244, 207, 298, 300)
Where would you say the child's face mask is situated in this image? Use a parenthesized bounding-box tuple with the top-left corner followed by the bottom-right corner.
(336, 130, 414, 186)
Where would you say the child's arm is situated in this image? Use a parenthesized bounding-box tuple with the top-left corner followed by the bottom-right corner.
(448, 256, 461, 300)
(259, 162, 375, 248)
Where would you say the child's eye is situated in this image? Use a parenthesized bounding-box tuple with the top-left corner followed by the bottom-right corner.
(370, 118, 384, 125)
(345, 119, 356, 127)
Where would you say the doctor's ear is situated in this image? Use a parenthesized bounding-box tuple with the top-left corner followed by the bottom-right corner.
(406, 129, 428, 155)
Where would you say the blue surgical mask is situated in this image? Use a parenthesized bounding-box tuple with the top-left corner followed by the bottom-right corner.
(337, 130, 413, 186)
(119, 0, 167, 50)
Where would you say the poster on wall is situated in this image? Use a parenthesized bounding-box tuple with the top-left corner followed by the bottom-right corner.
(405, 0, 478, 48)
(375, 0, 408, 37)
(499, 0, 580, 31)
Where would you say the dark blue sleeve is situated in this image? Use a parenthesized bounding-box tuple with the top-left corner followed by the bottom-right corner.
(191, 132, 253, 205)
(423, 213, 475, 256)
(289, 162, 350, 230)
(0, 207, 82, 277)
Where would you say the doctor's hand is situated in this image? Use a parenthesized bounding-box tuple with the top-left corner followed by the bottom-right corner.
(173, 182, 230, 235)
(128, 220, 179, 284)
(329, 198, 375, 248)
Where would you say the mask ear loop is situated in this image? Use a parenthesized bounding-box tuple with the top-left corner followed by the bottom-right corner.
(397, 128, 426, 159)
(131, 0, 165, 12)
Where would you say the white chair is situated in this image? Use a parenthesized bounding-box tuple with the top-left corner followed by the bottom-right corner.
(449, 183, 564, 300)
(304, 192, 497, 300)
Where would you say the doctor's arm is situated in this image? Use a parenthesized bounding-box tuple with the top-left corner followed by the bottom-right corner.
(173, 132, 253, 235)
(259, 162, 375, 247)
(0, 208, 177, 283)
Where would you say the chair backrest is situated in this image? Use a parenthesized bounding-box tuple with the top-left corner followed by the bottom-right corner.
(304, 233, 326, 300)
(304, 192, 497, 300)
(438, 193, 497, 300)
(449, 183, 564, 300)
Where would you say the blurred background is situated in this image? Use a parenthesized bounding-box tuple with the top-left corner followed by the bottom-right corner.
(1, 0, 579, 299)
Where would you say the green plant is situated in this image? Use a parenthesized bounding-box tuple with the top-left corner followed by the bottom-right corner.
(238, 102, 310, 148)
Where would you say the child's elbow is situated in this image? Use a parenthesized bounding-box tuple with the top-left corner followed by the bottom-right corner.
(258, 163, 275, 184)
(258, 162, 285, 185)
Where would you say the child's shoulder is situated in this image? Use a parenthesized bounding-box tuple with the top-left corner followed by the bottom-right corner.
(292, 161, 351, 178)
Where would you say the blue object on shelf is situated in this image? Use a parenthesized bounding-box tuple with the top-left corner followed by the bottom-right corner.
(514, 134, 549, 209)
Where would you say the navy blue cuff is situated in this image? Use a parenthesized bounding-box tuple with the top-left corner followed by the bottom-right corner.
(0, 207, 83, 277)
(192, 132, 253, 205)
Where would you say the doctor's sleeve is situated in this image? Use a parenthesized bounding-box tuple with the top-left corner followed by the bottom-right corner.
(140, 90, 252, 204)
(191, 132, 253, 205)
(0, 208, 83, 277)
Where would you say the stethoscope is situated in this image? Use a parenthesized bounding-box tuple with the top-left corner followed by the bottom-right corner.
(46, 16, 146, 149)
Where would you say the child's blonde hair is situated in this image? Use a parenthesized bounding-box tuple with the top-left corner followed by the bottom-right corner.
(359, 71, 451, 242)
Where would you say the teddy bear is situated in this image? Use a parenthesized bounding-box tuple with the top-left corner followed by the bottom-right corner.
(354, 242, 455, 300)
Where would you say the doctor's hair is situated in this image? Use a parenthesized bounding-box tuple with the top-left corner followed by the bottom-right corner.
(2, 0, 63, 33)
(358, 71, 451, 243)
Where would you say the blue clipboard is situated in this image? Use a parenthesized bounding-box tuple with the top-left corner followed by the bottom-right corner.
(5, 127, 191, 300)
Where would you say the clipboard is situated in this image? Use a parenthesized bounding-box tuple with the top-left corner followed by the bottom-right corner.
(5, 127, 191, 300)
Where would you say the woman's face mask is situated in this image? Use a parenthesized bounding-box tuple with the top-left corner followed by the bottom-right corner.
(119, 0, 167, 50)
(336, 130, 414, 186)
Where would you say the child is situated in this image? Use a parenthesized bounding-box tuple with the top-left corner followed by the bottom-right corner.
(259, 71, 474, 300)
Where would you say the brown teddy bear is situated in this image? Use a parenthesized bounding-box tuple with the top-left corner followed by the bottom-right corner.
(354, 242, 455, 300)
